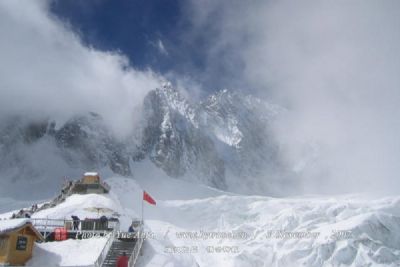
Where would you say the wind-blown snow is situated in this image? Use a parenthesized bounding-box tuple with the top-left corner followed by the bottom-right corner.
(109, 177, 400, 267)
(1, 176, 399, 267)
(31, 194, 121, 220)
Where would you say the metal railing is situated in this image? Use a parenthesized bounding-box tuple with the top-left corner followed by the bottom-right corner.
(31, 218, 119, 231)
(128, 224, 144, 267)
(101, 181, 111, 192)
(31, 218, 119, 241)
(29, 218, 147, 267)
(93, 227, 118, 267)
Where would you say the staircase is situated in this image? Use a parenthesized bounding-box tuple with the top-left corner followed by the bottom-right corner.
(102, 239, 137, 267)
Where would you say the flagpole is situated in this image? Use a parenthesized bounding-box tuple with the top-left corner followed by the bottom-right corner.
(141, 192, 144, 224)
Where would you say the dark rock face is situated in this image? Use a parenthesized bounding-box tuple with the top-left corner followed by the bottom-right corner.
(0, 116, 48, 149)
(137, 88, 226, 188)
(0, 113, 130, 180)
(130, 85, 291, 194)
(0, 85, 293, 197)
(54, 113, 131, 176)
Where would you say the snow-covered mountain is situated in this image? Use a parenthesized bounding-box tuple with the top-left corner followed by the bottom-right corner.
(134, 86, 226, 189)
(131, 84, 296, 195)
(0, 84, 293, 199)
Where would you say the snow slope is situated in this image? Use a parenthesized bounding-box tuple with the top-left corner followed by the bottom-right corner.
(1, 175, 399, 267)
(108, 176, 400, 267)
(29, 237, 108, 267)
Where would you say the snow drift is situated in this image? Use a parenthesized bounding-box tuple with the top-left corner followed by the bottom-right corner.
(1, 176, 398, 267)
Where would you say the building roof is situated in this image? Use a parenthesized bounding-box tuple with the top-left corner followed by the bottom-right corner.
(84, 172, 99, 176)
(0, 219, 44, 241)
(0, 218, 30, 233)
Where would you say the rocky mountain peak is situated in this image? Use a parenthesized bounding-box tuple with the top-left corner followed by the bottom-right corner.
(0, 86, 293, 198)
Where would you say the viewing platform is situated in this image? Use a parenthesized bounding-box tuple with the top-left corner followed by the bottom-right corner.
(30, 218, 144, 267)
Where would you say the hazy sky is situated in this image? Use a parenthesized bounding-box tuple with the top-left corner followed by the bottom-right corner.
(198, 0, 400, 194)
(1, 0, 400, 194)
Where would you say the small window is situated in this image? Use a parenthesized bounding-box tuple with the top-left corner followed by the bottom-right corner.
(16, 236, 28, 251)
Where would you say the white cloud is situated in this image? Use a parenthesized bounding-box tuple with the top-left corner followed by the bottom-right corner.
(0, 0, 163, 136)
(186, 0, 400, 194)
(156, 39, 168, 56)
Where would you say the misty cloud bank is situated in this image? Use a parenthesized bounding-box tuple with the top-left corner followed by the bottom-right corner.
(186, 0, 400, 194)
(0, 0, 162, 136)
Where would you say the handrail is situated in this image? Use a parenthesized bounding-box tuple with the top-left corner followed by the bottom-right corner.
(93, 224, 119, 267)
(31, 218, 119, 232)
(128, 223, 144, 267)
(101, 181, 111, 192)
(31, 218, 119, 242)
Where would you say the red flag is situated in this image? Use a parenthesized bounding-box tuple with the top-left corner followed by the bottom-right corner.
(143, 191, 156, 205)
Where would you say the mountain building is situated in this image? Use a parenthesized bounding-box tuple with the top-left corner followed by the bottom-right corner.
(70, 172, 110, 194)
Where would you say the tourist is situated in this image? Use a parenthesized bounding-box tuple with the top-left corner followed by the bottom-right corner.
(116, 252, 128, 267)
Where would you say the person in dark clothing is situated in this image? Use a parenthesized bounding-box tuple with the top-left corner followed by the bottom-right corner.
(17, 209, 24, 217)
(100, 215, 107, 223)
(71, 215, 80, 230)
(99, 215, 108, 230)
(116, 252, 129, 267)
(31, 204, 37, 212)
(128, 225, 134, 233)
